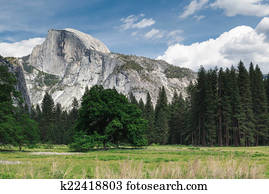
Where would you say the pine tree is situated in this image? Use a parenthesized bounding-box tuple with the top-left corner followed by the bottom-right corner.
(186, 81, 199, 145)
(217, 68, 224, 146)
(265, 74, 269, 112)
(168, 92, 186, 144)
(40, 92, 55, 142)
(249, 62, 255, 100)
(238, 61, 255, 146)
(65, 98, 79, 144)
(229, 66, 242, 146)
(54, 103, 63, 144)
(144, 92, 155, 144)
(222, 68, 232, 146)
(205, 68, 218, 146)
(69, 97, 79, 123)
(154, 86, 169, 144)
(196, 67, 209, 146)
(129, 92, 138, 105)
(252, 65, 268, 145)
(138, 98, 145, 115)
(168, 92, 178, 144)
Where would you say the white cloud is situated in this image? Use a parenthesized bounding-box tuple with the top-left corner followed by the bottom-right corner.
(194, 15, 205, 21)
(256, 17, 269, 34)
(0, 37, 45, 57)
(211, 0, 269, 17)
(120, 15, 138, 30)
(180, 0, 209, 19)
(132, 18, 155, 29)
(120, 14, 155, 30)
(145, 29, 163, 39)
(157, 18, 269, 73)
(167, 30, 184, 44)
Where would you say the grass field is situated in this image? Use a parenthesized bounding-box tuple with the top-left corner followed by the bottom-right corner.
(0, 145, 268, 179)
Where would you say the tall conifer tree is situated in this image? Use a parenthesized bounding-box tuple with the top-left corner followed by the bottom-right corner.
(252, 65, 268, 145)
(144, 92, 155, 144)
(265, 74, 269, 112)
(229, 66, 242, 146)
(168, 92, 186, 144)
(41, 92, 55, 142)
(154, 86, 169, 144)
(238, 61, 255, 146)
(205, 69, 218, 145)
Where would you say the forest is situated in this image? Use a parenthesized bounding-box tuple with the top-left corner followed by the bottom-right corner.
(1, 61, 269, 150)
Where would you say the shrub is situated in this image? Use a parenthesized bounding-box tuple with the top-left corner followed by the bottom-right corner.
(69, 131, 105, 151)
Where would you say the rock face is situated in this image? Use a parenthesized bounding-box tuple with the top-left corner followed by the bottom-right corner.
(21, 29, 196, 110)
(0, 56, 31, 110)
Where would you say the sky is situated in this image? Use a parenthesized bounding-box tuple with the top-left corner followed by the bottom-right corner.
(1, 0, 269, 72)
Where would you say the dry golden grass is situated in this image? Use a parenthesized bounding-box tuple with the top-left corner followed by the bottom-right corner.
(94, 158, 265, 179)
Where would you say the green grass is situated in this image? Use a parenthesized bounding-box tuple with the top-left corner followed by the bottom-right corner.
(0, 145, 268, 178)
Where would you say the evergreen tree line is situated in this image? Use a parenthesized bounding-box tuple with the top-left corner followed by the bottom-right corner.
(134, 61, 269, 146)
(33, 61, 269, 147)
(189, 62, 269, 146)
(31, 93, 79, 144)
(129, 87, 187, 145)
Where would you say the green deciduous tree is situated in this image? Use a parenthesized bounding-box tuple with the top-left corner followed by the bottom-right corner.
(74, 85, 147, 150)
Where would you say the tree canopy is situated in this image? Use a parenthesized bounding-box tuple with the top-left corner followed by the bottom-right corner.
(72, 85, 148, 150)
(0, 65, 39, 149)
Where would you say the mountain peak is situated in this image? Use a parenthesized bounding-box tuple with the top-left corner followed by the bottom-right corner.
(64, 28, 110, 54)
(29, 28, 110, 76)
(24, 28, 196, 110)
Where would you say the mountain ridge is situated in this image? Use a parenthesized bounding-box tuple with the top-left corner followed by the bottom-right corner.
(17, 28, 196, 110)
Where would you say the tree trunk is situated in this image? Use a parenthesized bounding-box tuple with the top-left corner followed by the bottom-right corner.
(225, 124, 229, 146)
(256, 134, 259, 146)
(103, 141, 107, 150)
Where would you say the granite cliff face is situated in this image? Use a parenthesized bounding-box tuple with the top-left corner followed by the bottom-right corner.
(21, 29, 196, 110)
(0, 56, 31, 110)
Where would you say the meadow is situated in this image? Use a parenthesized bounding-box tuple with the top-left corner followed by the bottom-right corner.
(0, 145, 268, 179)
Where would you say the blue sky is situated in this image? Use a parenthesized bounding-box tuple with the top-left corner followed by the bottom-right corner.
(1, 0, 269, 72)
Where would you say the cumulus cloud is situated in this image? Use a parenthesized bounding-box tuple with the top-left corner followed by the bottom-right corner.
(180, 0, 209, 19)
(157, 18, 269, 73)
(211, 0, 269, 17)
(0, 37, 44, 57)
(120, 14, 155, 30)
(145, 29, 163, 39)
(256, 17, 269, 34)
